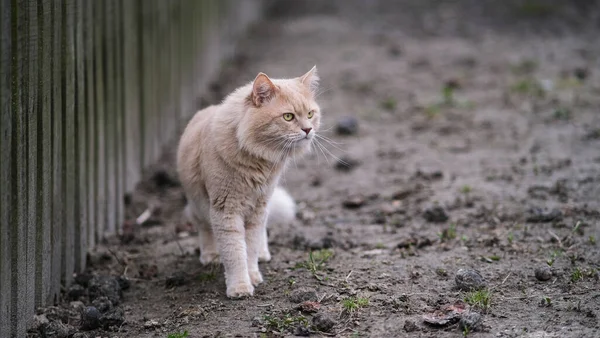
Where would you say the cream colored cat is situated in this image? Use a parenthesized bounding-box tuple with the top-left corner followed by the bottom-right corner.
(177, 67, 321, 298)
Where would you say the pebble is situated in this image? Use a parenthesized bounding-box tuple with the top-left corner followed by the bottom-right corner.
(458, 311, 482, 331)
(67, 284, 85, 301)
(92, 296, 113, 313)
(526, 208, 562, 223)
(312, 313, 336, 332)
(336, 116, 359, 135)
(423, 206, 449, 223)
(88, 275, 123, 305)
(342, 195, 365, 209)
(403, 319, 419, 332)
(455, 269, 486, 291)
(80, 306, 101, 330)
(534, 266, 552, 281)
(100, 307, 125, 329)
(289, 287, 318, 303)
(166, 272, 188, 288)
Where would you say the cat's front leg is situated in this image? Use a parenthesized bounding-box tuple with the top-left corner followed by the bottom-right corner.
(258, 226, 271, 262)
(246, 199, 268, 286)
(211, 211, 254, 298)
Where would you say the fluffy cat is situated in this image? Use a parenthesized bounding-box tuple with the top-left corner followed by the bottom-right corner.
(176, 66, 321, 298)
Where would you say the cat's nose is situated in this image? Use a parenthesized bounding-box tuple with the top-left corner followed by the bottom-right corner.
(302, 128, 312, 135)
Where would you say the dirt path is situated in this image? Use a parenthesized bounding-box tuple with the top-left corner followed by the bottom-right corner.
(32, 1, 600, 337)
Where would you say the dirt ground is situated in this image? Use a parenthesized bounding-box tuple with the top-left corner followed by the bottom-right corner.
(31, 1, 600, 337)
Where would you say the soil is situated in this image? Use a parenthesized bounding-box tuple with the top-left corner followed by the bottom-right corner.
(29, 1, 600, 337)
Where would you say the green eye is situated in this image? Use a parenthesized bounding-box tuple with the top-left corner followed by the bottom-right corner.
(283, 113, 294, 121)
(307, 110, 314, 119)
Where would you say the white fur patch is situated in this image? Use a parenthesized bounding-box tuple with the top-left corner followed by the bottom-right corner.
(267, 187, 296, 225)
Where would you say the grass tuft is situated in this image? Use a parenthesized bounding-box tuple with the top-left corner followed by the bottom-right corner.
(464, 289, 492, 312)
(167, 331, 189, 338)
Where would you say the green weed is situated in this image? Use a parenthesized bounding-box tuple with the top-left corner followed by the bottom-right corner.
(510, 79, 545, 97)
(571, 267, 584, 283)
(295, 249, 334, 280)
(263, 313, 309, 333)
(464, 289, 492, 312)
(342, 296, 369, 313)
(380, 98, 397, 111)
(438, 223, 457, 242)
(167, 331, 189, 338)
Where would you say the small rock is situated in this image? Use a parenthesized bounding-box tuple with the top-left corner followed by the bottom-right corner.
(342, 195, 365, 209)
(72, 333, 89, 338)
(336, 116, 359, 135)
(455, 269, 486, 291)
(32, 314, 49, 331)
(74, 273, 93, 287)
(458, 311, 482, 332)
(80, 306, 101, 330)
(334, 156, 359, 172)
(144, 319, 162, 329)
(100, 307, 125, 329)
(526, 208, 563, 223)
(88, 275, 122, 305)
(573, 67, 589, 81)
(39, 320, 74, 338)
(423, 206, 449, 223)
(312, 313, 336, 332)
(296, 301, 321, 313)
(309, 236, 336, 250)
(67, 284, 85, 301)
(138, 263, 159, 279)
(294, 325, 311, 336)
(289, 287, 318, 303)
(166, 272, 188, 288)
(403, 319, 419, 332)
(415, 169, 443, 180)
(534, 266, 552, 281)
(70, 301, 85, 311)
(117, 275, 131, 290)
(92, 296, 113, 313)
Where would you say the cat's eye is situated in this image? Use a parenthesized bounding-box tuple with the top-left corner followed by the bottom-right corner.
(283, 113, 294, 121)
(307, 110, 314, 119)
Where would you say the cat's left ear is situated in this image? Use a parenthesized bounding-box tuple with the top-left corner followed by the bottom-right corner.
(299, 65, 319, 94)
(252, 72, 277, 106)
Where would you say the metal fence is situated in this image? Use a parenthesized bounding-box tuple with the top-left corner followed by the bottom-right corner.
(0, 0, 262, 336)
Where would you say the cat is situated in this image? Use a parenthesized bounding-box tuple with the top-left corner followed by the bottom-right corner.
(176, 66, 321, 298)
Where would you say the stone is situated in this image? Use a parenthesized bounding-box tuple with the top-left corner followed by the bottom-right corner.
(534, 266, 552, 281)
(289, 287, 318, 303)
(455, 269, 486, 291)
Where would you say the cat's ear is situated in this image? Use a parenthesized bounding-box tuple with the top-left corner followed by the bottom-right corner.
(299, 65, 319, 94)
(252, 72, 277, 106)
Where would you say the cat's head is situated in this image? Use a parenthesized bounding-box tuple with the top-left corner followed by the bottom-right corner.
(237, 66, 321, 163)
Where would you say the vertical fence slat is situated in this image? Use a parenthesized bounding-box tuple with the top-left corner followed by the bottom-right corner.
(94, 0, 106, 241)
(74, 0, 87, 272)
(62, 0, 76, 286)
(0, 0, 12, 334)
(114, 0, 124, 232)
(26, 0, 40, 313)
(104, 0, 116, 234)
(123, 0, 141, 194)
(38, 0, 53, 306)
(85, 0, 96, 250)
(12, 0, 32, 333)
(50, 0, 64, 302)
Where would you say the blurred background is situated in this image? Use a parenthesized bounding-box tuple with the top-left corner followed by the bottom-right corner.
(2, 0, 600, 337)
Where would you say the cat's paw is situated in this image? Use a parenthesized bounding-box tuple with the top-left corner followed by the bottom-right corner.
(226, 282, 254, 298)
(199, 252, 220, 265)
(258, 249, 271, 263)
(249, 270, 263, 286)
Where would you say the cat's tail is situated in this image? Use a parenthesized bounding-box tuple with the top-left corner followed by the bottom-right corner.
(267, 186, 296, 225)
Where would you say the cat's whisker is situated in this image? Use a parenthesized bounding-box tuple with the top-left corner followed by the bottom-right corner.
(315, 134, 345, 146)
(315, 134, 347, 153)
(314, 139, 331, 165)
(314, 138, 348, 166)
